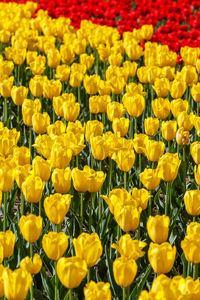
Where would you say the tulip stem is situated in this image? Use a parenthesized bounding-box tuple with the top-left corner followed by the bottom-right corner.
(134, 118, 137, 134)
(198, 103, 199, 117)
(29, 127, 32, 159)
(4, 98, 7, 126)
(148, 196, 152, 216)
(126, 286, 130, 299)
(21, 191, 24, 216)
(168, 140, 170, 152)
(193, 216, 196, 222)
(30, 242, 33, 300)
(193, 264, 199, 280)
(165, 182, 169, 216)
(130, 117, 133, 139)
(87, 268, 91, 283)
(31, 202, 33, 214)
(56, 224, 61, 232)
(108, 158, 113, 193)
(68, 289, 72, 300)
(54, 261, 58, 300)
(187, 262, 191, 276)
(124, 172, 127, 190)
(89, 193, 94, 233)
(139, 154, 142, 188)
(123, 287, 126, 300)
(80, 192, 83, 233)
(17, 106, 20, 130)
(183, 147, 186, 192)
(77, 86, 81, 104)
(3, 192, 8, 232)
(39, 199, 42, 217)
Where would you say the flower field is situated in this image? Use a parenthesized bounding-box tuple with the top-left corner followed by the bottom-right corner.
(1, 0, 200, 299)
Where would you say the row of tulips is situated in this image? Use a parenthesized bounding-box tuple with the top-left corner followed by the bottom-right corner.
(1, 1, 200, 300)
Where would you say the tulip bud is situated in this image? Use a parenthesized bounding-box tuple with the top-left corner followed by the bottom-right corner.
(22, 98, 41, 127)
(145, 140, 165, 162)
(84, 74, 101, 95)
(0, 76, 14, 98)
(139, 169, 160, 191)
(56, 257, 87, 289)
(22, 175, 44, 203)
(157, 153, 181, 182)
(112, 117, 129, 137)
(152, 98, 170, 120)
(148, 242, 176, 274)
(190, 142, 200, 164)
(42, 232, 69, 261)
(85, 120, 104, 143)
(19, 214, 42, 243)
(113, 256, 137, 287)
(13, 146, 30, 166)
(170, 79, 186, 99)
(90, 136, 109, 161)
(63, 101, 80, 122)
(144, 117, 159, 136)
(112, 148, 135, 172)
(50, 143, 73, 169)
(29, 75, 44, 98)
(20, 253, 42, 274)
(181, 234, 200, 264)
(32, 112, 50, 134)
(176, 127, 189, 145)
(51, 167, 72, 194)
(184, 190, 200, 216)
(107, 102, 125, 122)
(161, 121, 177, 141)
(147, 215, 170, 244)
(132, 187, 152, 210)
(0, 230, 15, 258)
(133, 133, 148, 154)
(84, 281, 112, 300)
(11, 86, 28, 106)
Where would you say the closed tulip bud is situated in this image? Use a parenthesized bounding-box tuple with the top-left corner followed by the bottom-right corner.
(140, 24, 154, 40)
(43, 79, 62, 99)
(161, 120, 177, 141)
(98, 80, 112, 96)
(176, 65, 198, 86)
(176, 127, 189, 145)
(14, 165, 31, 189)
(194, 165, 200, 186)
(11, 86, 28, 106)
(108, 53, 123, 67)
(84, 74, 101, 95)
(69, 71, 84, 88)
(126, 43, 143, 61)
(85, 120, 104, 143)
(147, 215, 170, 244)
(170, 98, 189, 118)
(148, 242, 176, 274)
(123, 61, 138, 78)
(0, 265, 4, 297)
(33, 134, 53, 160)
(0, 29, 10, 43)
(73, 232, 103, 267)
(152, 98, 170, 120)
(47, 49, 61, 69)
(133, 133, 148, 154)
(170, 79, 187, 99)
(111, 234, 146, 260)
(19, 214, 42, 243)
(32, 156, 51, 182)
(80, 53, 95, 70)
(73, 38, 87, 55)
(55, 64, 70, 82)
(145, 140, 165, 162)
(22, 98, 41, 127)
(22, 175, 44, 203)
(71, 167, 89, 192)
(20, 253, 42, 274)
(29, 55, 46, 75)
(13, 48, 26, 65)
(89, 95, 111, 114)
(107, 101, 126, 122)
(113, 256, 137, 287)
(112, 117, 129, 137)
(0, 230, 15, 258)
(184, 190, 200, 216)
(114, 202, 141, 232)
(191, 83, 200, 103)
(51, 167, 72, 194)
(44, 193, 72, 224)
(131, 187, 152, 210)
(47, 120, 67, 137)
(84, 281, 112, 300)
(181, 234, 200, 264)
(144, 117, 159, 136)
(42, 232, 69, 261)
(139, 169, 160, 191)
(0, 76, 14, 98)
(50, 143, 73, 169)
(191, 142, 200, 164)
(157, 153, 181, 182)
(0, 160, 15, 192)
(60, 44, 75, 64)
(177, 112, 194, 131)
(29, 75, 44, 97)
(124, 94, 145, 118)
(187, 222, 200, 236)
(57, 256, 87, 288)
(13, 146, 30, 166)
(109, 75, 126, 95)
(112, 148, 135, 172)
(153, 78, 170, 98)
(90, 136, 109, 160)
(32, 112, 50, 134)
(63, 101, 80, 122)
(4, 268, 32, 300)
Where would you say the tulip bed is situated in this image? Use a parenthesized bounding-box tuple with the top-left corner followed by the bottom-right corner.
(1, 0, 200, 300)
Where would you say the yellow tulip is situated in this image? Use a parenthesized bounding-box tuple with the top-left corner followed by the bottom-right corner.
(176, 127, 189, 145)
(112, 117, 129, 137)
(112, 148, 135, 172)
(84, 281, 112, 300)
(42, 232, 69, 261)
(170, 98, 189, 118)
(139, 168, 161, 191)
(0, 230, 15, 258)
(152, 98, 170, 120)
(32, 112, 50, 134)
(85, 120, 104, 143)
(11, 86, 28, 106)
(113, 256, 137, 287)
(147, 215, 170, 244)
(20, 253, 42, 274)
(144, 140, 165, 162)
(51, 167, 72, 194)
(144, 117, 159, 136)
(19, 214, 42, 243)
(184, 190, 200, 216)
(157, 153, 181, 182)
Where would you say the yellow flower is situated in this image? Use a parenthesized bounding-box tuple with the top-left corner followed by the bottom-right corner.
(85, 120, 104, 143)
(176, 127, 189, 145)
(184, 190, 200, 216)
(190, 142, 200, 164)
(194, 165, 200, 186)
(144, 117, 159, 136)
(56, 256, 87, 289)
(107, 101, 126, 122)
(4, 268, 32, 300)
(84, 74, 101, 95)
(153, 78, 170, 98)
(0, 159, 15, 192)
(161, 121, 177, 141)
(152, 98, 170, 120)
(13, 146, 30, 166)
(80, 53, 95, 70)
(133, 133, 148, 154)
(42, 232, 69, 261)
(11, 86, 28, 106)
(112, 148, 135, 172)
(29, 75, 44, 97)
(55, 64, 70, 82)
(60, 44, 75, 64)
(47, 49, 61, 69)
(32, 156, 51, 182)
(73, 232, 103, 267)
(43, 79, 62, 99)
(157, 153, 181, 182)
(181, 234, 200, 264)
(170, 79, 186, 98)
(22, 175, 44, 203)
(144, 140, 165, 162)
(0, 230, 15, 258)
(89, 95, 111, 114)
(148, 242, 176, 274)
(123, 61, 138, 78)
(0, 76, 14, 98)
(20, 254, 42, 274)
(63, 100, 80, 122)
(124, 94, 145, 118)
(19, 214, 42, 243)
(14, 164, 31, 189)
(51, 167, 72, 194)
(139, 168, 160, 191)
(191, 82, 200, 103)
(32, 112, 50, 134)
(44, 193, 72, 224)
(69, 71, 84, 88)
(90, 136, 109, 161)
(22, 98, 41, 127)
(111, 234, 146, 260)
(84, 281, 112, 300)
(170, 98, 189, 118)
(33, 134, 53, 159)
(112, 117, 129, 137)
(113, 256, 137, 287)
(29, 55, 46, 75)
(177, 112, 194, 131)
(147, 215, 170, 244)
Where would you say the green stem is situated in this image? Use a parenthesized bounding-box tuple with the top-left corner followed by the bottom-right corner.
(87, 268, 91, 283)
(139, 153, 142, 188)
(55, 261, 58, 300)
(193, 264, 199, 280)
(76, 155, 79, 168)
(168, 140, 170, 152)
(123, 287, 126, 300)
(126, 286, 130, 299)
(197, 102, 199, 117)
(29, 127, 32, 159)
(193, 216, 196, 222)
(17, 64, 20, 85)
(187, 261, 191, 277)
(68, 289, 72, 300)
(3, 192, 8, 232)
(134, 118, 137, 134)
(56, 224, 61, 233)
(31, 202, 33, 214)
(183, 147, 186, 192)
(108, 158, 113, 193)
(165, 182, 169, 216)
(124, 172, 127, 190)
(148, 196, 152, 216)
(78, 86, 81, 104)
(80, 193, 83, 233)
(129, 117, 133, 139)
(17, 106, 20, 130)
(4, 98, 7, 126)
(53, 110, 56, 123)
(21, 191, 24, 216)
(98, 161, 102, 221)
(30, 242, 33, 300)
(89, 193, 94, 233)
